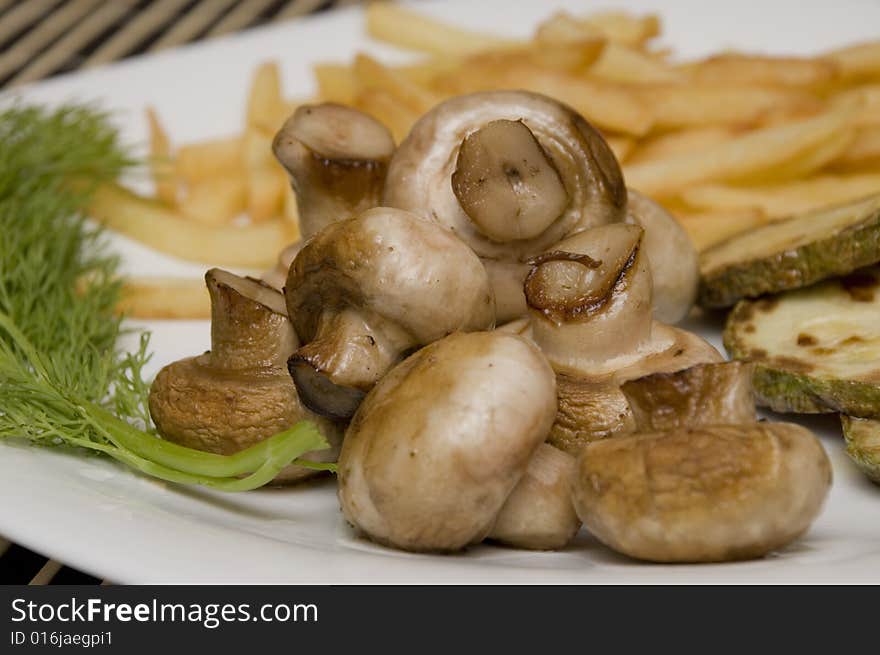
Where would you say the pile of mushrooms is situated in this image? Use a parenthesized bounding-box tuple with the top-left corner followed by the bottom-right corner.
(149, 90, 831, 563)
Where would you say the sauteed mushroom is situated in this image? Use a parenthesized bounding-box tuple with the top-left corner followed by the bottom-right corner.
(149, 269, 342, 483)
(338, 331, 557, 552)
(273, 103, 395, 240)
(384, 90, 626, 321)
(284, 207, 495, 419)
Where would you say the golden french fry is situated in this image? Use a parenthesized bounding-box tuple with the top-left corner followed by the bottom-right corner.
(353, 52, 439, 114)
(626, 126, 738, 165)
(242, 127, 285, 223)
(179, 175, 247, 225)
(247, 60, 284, 133)
(683, 54, 839, 87)
(117, 277, 211, 320)
(465, 40, 606, 74)
(831, 84, 880, 126)
(732, 128, 855, 184)
(624, 105, 854, 196)
(145, 106, 177, 206)
(680, 172, 880, 219)
(604, 135, 636, 162)
(89, 184, 298, 268)
(828, 40, 880, 80)
(282, 183, 301, 235)
(674, 207, 769, 251)
(634, 82, 822, 130)
(354, 88, 419, 143)
(314, 63, 357, 104)
(582, 10, 660, 47)
(176, 136, 243, 186)
(831, 125, 880, 170)
(365, 2, 519, 55)
(590, 42, 684, 83)
(434, 63, 653, 136)
(535, 11, 603, 44)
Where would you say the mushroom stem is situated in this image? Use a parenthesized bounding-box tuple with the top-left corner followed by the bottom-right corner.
(288, 307, 413, 419)
(207, 268, 297, 369)
(525, 223, 653, 373)
(452, 119, 569, 242)
(272, 103, 395, 239)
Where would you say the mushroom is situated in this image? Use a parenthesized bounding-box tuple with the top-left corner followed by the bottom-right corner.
(621, 361, 756, 432)
(625, 189, 699, 324)
(571, 423, 832, 562)
(284, 207, 495, 419)
(524, 222, 721, 454)
(273, 103, 395, 240)
(337, 331, 557, 552)
(261, 241, 301, 291)
(148, 268, 343, 483)
(384, 90, 627, 322)
(524, 222, 721, 378)
(488, 443, 581, 550)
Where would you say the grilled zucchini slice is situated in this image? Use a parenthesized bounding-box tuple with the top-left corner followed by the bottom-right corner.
(700, 193, 880, 308)
(724, 266, 880, 417)
(842, 416, 880, 484)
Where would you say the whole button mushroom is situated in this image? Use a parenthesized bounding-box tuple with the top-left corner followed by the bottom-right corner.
(149, 269, 343, 484)
(571, 423, 832, 562)
(273, 103, 396, 240)
(338, 331, 557, 552)
(624, 189, 699, 324)
(284, 207, 495, 419)
(489, 443, 581, 550)
(384, 90, 627, 321)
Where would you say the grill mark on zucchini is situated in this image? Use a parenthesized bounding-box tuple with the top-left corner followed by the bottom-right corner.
(699, 194, 880, 308)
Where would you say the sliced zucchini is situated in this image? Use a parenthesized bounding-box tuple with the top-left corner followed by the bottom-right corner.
(699, 193, 880, 308)
(724, 266, 880, 417)
(841, 416, 880, 484)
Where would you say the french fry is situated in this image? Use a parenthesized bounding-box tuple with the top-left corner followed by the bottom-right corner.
(89, 184, 298, 268)
(365, 2, 519, 56)
(634, 83, 822, 130)
(832, 126, 880, 170)
(353, 53, 439, 114)
(282, 183, 301, 236)
(731, 127, 855, 183)
(626, 126, 738, 165)
(179, 175, 247, 225)
(242, 128, 285, 222)
(582, 10, 660, 47)
(590, 42, 684, 83)
(117, 277, 211, 319)
(831, 84, 880, 126)
(247, 61, 284, 134)
(828, 40, 880, 80)
(604, 135, 636, 162)
(535, 11, 603, 44)
(684, 54, 839, 87)
(314, 63, 358, 104)
(176, 136, 243, 186)
(434, 63, 653, 136)
(145, 107, 177, 206)
(354, 88, 419, 143)
(465, 40, 606, 74)
(675, 207, 769, 251)
(680, 172, 880, 219)
(624, 105, 854, 196)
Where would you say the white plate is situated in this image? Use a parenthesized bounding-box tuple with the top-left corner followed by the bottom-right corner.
(2, 0, 879, 584)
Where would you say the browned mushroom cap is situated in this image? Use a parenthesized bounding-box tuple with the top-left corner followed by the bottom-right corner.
(384, 90, 626, 321)
(622, 361, 756, 432)
(489, 443, 581, 550)
(337, 331, 557, 552)
(285, 207, 495, 419)
(148, 269, 342, 483)
(273, 103, 395, 240)
(571, 423, 832, 562)
(625, 189, 699, 323)
(548, 377, 636, 455)
(261, 241, 302, 290)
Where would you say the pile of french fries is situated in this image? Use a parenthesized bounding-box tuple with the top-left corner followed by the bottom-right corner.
(109, 1, 880, 318)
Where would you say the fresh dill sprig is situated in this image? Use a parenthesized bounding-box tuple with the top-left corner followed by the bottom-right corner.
(0, 103, 328, 489)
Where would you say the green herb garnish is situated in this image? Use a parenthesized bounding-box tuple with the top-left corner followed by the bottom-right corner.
(0, 103, 328, 490)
